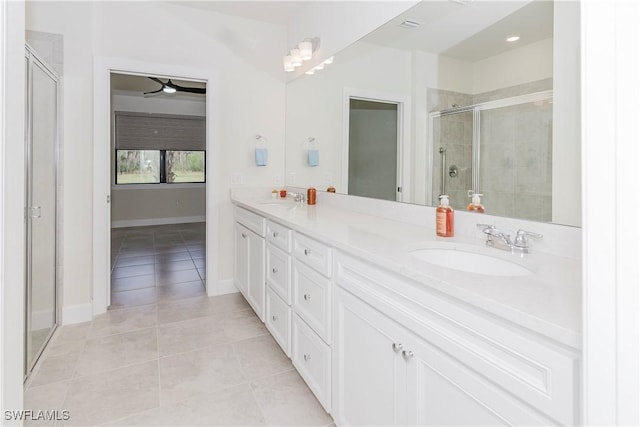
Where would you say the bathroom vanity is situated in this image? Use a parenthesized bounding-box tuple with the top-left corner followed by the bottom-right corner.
(232, 190, 581, 426)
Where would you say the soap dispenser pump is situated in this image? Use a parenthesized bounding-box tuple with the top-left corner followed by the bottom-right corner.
(466, 193, 485, 213)
(436, 195, 454, 237)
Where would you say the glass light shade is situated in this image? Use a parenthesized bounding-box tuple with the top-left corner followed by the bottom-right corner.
(299, 40, 313, 61)
(323, 56, 334, 65)
(162, 86, 177, 94)
(305, 69, 315, 75)
(283, 55, 295, 72)
(314, 63, 325, 70)
(291, 48, 303, 66)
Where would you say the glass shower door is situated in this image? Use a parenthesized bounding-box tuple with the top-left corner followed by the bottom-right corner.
(478, 99, 552, 221)
(25, 53, 58, 373)
(431, 110, 473, 210)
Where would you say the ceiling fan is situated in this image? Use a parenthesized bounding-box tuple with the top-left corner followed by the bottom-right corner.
(144, 77, 206, 95)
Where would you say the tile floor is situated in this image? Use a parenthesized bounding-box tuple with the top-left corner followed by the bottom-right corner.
(24, 223, 334, 426)
(110, 223, 208, 308)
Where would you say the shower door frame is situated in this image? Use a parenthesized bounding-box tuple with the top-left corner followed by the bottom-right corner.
(24, 44, 62, 379)
(426, 90, 553, 206)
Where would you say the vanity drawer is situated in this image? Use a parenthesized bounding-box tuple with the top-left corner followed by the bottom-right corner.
(266, 243, 291, 304)
(266, 286, 291, 357)
(334, 251, 579, 426)
(266, 220, 292, 253)
(293, 232, 332, 277)
(293, 260, 331, 344)
(292, 313, 331, 412)
(234, 206, 265, 237)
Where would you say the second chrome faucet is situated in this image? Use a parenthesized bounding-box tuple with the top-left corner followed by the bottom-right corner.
(477, 224, 542, 254)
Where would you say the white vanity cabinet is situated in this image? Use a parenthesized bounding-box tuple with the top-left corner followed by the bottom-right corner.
(292, 231, 333, 412)
(265, 219, 293, 356)
(333, 252, 579, 427)
(234, 207, 266, 321)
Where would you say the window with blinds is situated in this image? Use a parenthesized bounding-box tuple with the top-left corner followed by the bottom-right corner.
(114, 112, 206, 184)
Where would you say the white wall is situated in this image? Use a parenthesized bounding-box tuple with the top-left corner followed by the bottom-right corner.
(1, 0, 26, 422)
(26, 1, 287, 318)
(552, 2, 581, 227)
(286, 42, 412, 190)
(472, 38, 553, 94)
(111, 92, 206, 227)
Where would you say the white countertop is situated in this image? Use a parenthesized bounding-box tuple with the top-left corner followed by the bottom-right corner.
(232, 195, 582, 349)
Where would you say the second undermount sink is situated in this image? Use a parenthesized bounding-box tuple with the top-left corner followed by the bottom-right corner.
(410, 245, 532, 277)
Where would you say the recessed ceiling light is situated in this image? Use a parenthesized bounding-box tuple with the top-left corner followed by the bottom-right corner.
(506, 35, 521, 43)
(400, 20, 421, 29)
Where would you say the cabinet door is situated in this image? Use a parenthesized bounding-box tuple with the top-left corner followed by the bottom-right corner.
(246, 229, 266, 321)
(234, 222, 249, 297)
(406, 335, 554, 427)
(333, 288, 407, 427)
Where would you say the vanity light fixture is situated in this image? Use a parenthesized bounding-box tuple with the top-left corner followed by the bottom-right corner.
(283, 37, 322, 72)
(162, 86, 176, 94)
(283, 55, 295, 72)
(324, 56, 334, 65)
(299, 39, 313, 60)
(506, 35, 521, 42)
(290, 48, 303, 66)
(314, 63, 325, 71)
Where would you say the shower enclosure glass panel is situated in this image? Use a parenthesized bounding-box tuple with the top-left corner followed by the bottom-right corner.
(478, 100, 552, 221)
(25, 49, 59, 376)
(431, 110, 473, 210)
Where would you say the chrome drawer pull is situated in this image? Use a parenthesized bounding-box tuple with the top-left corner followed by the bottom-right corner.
(241, 233, 247, 238)
(303, 294, 312, 301)
(392, 342, 403, 353)
(303, 354, 311, 362)
(272, 267, 278, 274)
(304, 248, 312, 256)
(402, 350, 414, 360)
(272, 315, 278, 321)
(273, 231, 279, 238)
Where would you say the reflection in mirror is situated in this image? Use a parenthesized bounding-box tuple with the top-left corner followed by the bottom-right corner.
(285, 0, 581, 226)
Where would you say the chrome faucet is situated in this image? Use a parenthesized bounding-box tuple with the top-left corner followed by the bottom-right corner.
(476, 224, 542, 254)
(291, 192, 306, 204)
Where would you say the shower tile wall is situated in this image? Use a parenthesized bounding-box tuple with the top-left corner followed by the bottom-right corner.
(429, 79, 553, 221)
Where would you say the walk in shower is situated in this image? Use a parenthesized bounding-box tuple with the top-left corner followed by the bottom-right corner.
(429, 90, 553, 222)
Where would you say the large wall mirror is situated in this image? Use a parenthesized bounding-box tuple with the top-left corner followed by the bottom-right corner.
(285, 0, 581, 226)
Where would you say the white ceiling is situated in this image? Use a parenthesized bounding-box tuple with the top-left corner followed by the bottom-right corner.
(362, 0, 553, 62)
(169, 1, 308, 25)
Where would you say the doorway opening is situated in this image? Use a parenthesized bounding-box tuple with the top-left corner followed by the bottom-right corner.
(108, 72, 207, 309)
(341, 89, 411, 203)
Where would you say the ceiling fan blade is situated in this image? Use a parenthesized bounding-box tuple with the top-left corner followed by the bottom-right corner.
(143, 88, 163, 95)
(148, 76, 166, 85)
(166, 80, 206, 94)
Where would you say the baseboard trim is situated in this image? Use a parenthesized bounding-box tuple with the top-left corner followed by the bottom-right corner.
(62, 303, 93, 325)
(208, 278, 238, 297)
(111, 215, 206, 228)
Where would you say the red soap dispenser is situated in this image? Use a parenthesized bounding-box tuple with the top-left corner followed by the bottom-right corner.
(436, 195, 454, 237)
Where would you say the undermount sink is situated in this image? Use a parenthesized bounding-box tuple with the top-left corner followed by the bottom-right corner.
(410, 245, 532, 277)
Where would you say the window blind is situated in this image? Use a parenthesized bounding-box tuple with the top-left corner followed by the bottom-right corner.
(115, 111, 205, 151)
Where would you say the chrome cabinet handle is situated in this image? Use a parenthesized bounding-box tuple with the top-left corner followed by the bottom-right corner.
(272, 267, 278, 274)
(402, 350, 414, 360)
(303, 294, 311, 301)
(392, 342, 403, 353)
(304, 248, 311, 256)
(272, 315, 278, 321)
(303, 354, 311, 362)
